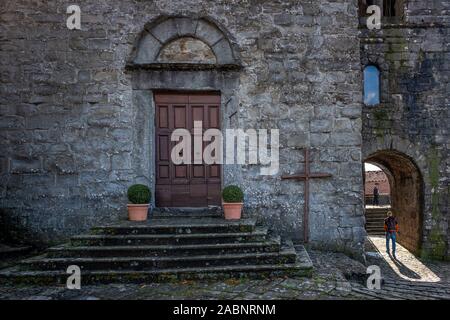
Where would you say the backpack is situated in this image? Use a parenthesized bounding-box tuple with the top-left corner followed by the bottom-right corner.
(385, 216, 397, 231)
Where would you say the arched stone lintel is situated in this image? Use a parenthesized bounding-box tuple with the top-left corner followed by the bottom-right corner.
(130, 17, 241, 68)
(365, 149, 423, 181)
(364, 147, 425, 254)
(362, 136, 427, 181)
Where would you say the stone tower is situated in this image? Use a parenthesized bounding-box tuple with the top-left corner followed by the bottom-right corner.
(360, 0, 450, 259)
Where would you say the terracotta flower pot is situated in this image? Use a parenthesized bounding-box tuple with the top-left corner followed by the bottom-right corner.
(223, 202, 243, 220)
(127, 204, 149, 221)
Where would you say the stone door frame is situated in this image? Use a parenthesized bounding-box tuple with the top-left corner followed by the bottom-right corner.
(127, 16, 243, 207)
(130, 70, 241, 207)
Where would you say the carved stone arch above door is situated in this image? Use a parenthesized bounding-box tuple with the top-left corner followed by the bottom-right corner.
(128, 16, 242, 69)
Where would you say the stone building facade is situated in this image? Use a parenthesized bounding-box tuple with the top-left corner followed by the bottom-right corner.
(0, 0, 448, 260)
(0, 0, 365, 258)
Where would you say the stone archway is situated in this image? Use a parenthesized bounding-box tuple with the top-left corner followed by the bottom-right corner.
(128, 16, 241, 67)
(365, 150, 424, 254)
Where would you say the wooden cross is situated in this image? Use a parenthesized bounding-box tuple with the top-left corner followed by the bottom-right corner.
(281, 148, 332, 243)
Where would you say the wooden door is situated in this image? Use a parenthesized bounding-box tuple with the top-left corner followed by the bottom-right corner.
(155, 92, 221, 207)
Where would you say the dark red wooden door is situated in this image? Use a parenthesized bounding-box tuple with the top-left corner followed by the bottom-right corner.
(155, 92, 221, 207)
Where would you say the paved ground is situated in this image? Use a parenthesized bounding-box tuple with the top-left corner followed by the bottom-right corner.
(351, 236, 450, 299)
(1, 237, 450, 300)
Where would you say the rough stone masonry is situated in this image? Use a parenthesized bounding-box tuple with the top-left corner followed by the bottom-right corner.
(0, 0, 365, 258)
(0, 0, 447, 261)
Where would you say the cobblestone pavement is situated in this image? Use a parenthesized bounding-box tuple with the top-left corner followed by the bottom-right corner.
(1, 239, 450, 300)
(349, 236, 450, 300)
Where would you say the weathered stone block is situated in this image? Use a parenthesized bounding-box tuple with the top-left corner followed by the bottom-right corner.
(77, 70, 91, 83)
(0, 157, 8, 174)
(11, 158, 41, 174)
(213, 38, 234, 64)
(88, 38, 111, 50)
(274, 13, 293, 26)
(26, 114, 66, 130)
(310, 119, 333, 133)
(334, 118, 353, 132)
(331, 133, 362, 146)
(112, 153, 132, 170)
(133, 33, 160, 64)
(195, 20, 223, 46)
(0, 116, 24, 129)
(286, 133, 309, 148)
(174, 17, 198, 36)
(150, 18, 178, 44)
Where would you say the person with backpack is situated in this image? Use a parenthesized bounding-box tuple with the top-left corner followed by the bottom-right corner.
(384, 210, 399, 258)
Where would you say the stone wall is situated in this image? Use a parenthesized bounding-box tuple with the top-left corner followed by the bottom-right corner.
(0, 0, 365, 258)
(360, 0, 450, 259)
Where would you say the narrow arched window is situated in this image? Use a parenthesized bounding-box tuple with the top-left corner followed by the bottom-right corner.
(364, 65, 380, 106)
(358, 0, 377, 17)
(384, 0, 405, 18)
(383, 0, 396, 17)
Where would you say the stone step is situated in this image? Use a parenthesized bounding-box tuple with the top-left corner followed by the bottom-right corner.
(20, 247, 297, 271)
(0, 207, 314, 284)
(47, 238, 281, 258)
(0, 258, 313, 285)
(365, 213, 388, 218)
(365, 221, 384, 226)
(365, 218, 384, 222)
(365, 218, 385, 223)
(365, 227, 384, 232)
(365, 206, 390, 211)
(91, 218, 256, 235)
(365, 212, 386, 217)
(366, 221, 386, 226)
(366, 229, 385, 233)
(365, 213, 387, 217)
(365, 211, 387, 218)
(365, 226, 385, 230)
(0, 245, 32, 259)
(366, 231, 385, 236)
(152, 207, 223, 219)
(71, 228, 268, 246)
(366, 224, 384, 228)
(366, 221, 386, 225)
(365, 226, 385, 231)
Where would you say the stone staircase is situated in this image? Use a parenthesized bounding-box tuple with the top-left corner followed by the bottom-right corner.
(365, 206, 390, 236)
(0, 208, 313, 285)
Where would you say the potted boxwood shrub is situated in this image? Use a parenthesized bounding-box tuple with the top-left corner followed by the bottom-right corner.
(222, 185, 244, 220)
(127, 184, 151, 221)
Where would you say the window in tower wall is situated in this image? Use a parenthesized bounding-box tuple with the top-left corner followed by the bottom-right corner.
(383, 0, 396, 17)
(364, 66, 381, 106)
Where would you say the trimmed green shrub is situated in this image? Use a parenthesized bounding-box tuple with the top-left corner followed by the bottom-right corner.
(222, 185, 244, 203)
(127, 184, 151, 204)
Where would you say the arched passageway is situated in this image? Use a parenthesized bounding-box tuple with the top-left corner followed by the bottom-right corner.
(364, 163, 391, 207)
(364, 150, 424, 254)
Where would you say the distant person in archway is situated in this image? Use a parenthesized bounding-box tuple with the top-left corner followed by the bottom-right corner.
(384, 210, 399, 258)
(373, 184, 379, 206)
